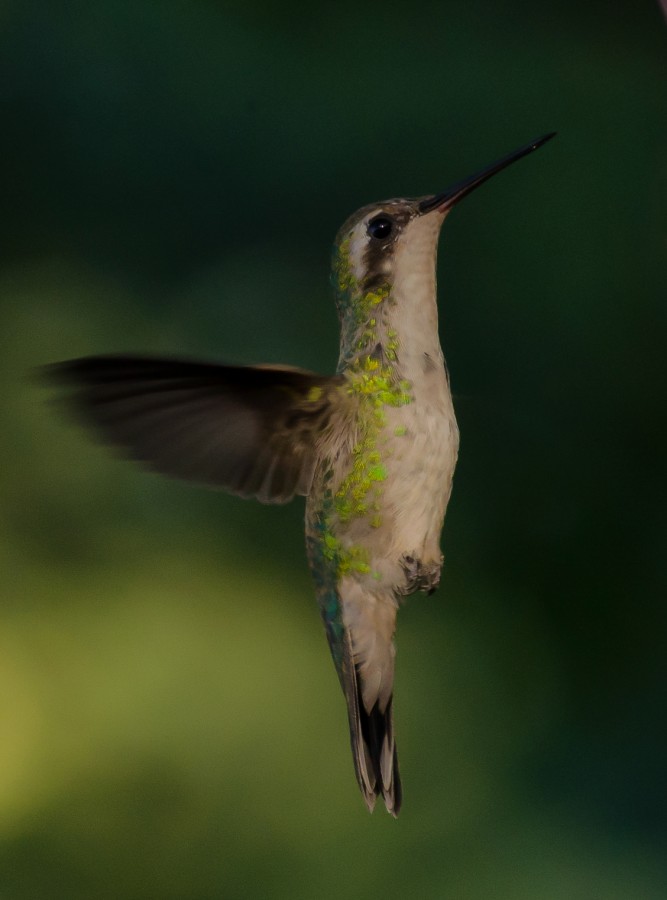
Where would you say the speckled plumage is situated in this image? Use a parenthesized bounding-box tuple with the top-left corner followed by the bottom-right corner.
(305, 199, 459, 815)
(46, 135, 554, 817)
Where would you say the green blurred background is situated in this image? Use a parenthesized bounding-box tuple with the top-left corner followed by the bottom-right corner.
(2, 1, 666, 897)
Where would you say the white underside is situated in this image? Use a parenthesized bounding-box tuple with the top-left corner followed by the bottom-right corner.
(327, 207, 460, 712)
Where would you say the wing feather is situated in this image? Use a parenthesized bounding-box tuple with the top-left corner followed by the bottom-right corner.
(44, 355, 343, 503)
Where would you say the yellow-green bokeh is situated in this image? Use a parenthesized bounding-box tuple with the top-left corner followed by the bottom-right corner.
(2, 2, 666, 897)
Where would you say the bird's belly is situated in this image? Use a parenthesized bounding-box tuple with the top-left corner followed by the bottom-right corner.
(379, 402, 459, 562)
(326, 397, 459, 584)
(315, 377, 460, 593)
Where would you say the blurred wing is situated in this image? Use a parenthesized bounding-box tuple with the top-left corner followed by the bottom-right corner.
(44, 355, 343, 503)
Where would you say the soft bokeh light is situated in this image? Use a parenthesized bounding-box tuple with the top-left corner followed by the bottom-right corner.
(2, 2, 666, 897)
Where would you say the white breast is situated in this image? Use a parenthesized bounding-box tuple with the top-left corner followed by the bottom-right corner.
(381, 378, 459, 563)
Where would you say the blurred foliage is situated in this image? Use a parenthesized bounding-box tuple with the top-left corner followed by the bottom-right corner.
(1, 1, 666, 897)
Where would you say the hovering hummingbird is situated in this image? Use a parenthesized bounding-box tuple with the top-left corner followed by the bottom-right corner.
(46, 133, 554, 816)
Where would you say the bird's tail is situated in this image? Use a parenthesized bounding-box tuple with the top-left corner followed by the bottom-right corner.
(325, 578, 401, 816)
(341, 647, 402, 817)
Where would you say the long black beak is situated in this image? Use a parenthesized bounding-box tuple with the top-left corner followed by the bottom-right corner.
(419, 133, 556, 214)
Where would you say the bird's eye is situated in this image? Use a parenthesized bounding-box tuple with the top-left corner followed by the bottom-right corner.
(367, 215, 393, 240)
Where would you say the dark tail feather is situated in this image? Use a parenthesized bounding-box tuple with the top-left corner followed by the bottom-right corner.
(344, 663, 402, 817)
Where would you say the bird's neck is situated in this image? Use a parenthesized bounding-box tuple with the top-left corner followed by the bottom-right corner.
(335, 256, 444, 381)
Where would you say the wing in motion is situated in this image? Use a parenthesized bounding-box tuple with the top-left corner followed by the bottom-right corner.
(44, 355, 343, 503)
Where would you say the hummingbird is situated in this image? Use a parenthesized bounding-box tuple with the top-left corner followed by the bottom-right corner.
(45, 133, 554, 816)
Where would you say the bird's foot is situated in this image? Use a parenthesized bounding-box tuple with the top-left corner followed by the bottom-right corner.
(399, 553, 443, 596)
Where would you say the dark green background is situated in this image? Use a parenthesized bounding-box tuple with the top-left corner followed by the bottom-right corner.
(2, 1, 666, 897)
